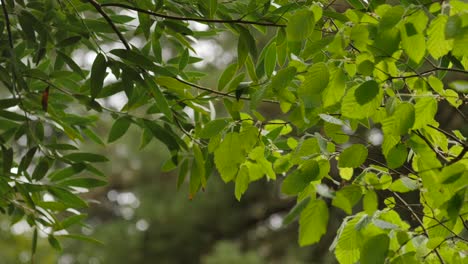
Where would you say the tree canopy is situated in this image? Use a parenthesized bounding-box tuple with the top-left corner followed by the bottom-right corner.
(0, 0, 467, 263)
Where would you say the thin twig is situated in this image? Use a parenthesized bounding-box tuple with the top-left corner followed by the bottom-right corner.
(427, 125, 467, 147)
(414, 130, 449, 163)
(391, 192, 446, 264)
(87, 0, 131, 50)
(386, 67, 468, 81)
(101, 3, 286, 27)
(174, 77, 279, 104)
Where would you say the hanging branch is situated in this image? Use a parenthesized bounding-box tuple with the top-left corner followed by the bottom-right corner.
(174, 77, 279, 104)
(87, 0, 131, 50)
(100, 2, 287, 27)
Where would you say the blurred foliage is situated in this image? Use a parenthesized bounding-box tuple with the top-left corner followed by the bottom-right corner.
(0, 0, 467, 263)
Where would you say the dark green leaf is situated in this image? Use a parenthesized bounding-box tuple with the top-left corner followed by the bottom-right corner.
(354, 80, 379, 105)
(48, 187, 88, 208)
(360, 234, 389, 264)
(63, 153, 109, 163)
(198, 118, 231, 139)
(58, 178, 107, 188)
(339, 144, 368, 168)
(90, 53, 107, 98)
(50, 164, 86, 182)
(32, 158, 50, 181)
(218, 63, 238, 91)
(108, 116, 132, 143)
(282, 160, 320, 195)
(48, 235, 62, 251)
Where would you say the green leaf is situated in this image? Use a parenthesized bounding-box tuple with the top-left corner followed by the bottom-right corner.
(413, 97, 437, 129)
(282, 160, 319, 195)
(322, 68, 346, 108)
(214, 132, 246, 182)
(143, 120, 181, 152)
(363, 190, 378, 215)
(237, 27, 256, 67)
(299, 62, 329, 107)
(145, 77, 173, 122)
(90, 53, 107, 98)
(2, 147, 13, 175)
(198, 118, 231, 139)
(59, 234, 104, 245)
(389, 177, 418, 193)
(446, 189, 465, 220)
(235, 165, 249, 201)
(57, 50, 85, 78)
(287, 9, 315, 42)
(445, 15, 461, 39)
(339, 144, 368, 168)
(108, 116, 132, 143)
(18, 147, 37, 174)
(401, 29, 426, 64)
(427, 15, 453, 59)
(82, 127, 105, 146)
(319, 114, 346, 126)
(360, 234, 389, 264)
(332, 185, 362, 214)
(299, 199, 328, 246)
(48, 187, 87, 208)
(58, 178, 107, 188)
(346, 0, 366, 9)
(264, 42, 277, 77)
(110, 49, 156, 70)
(54, 214, 87, 231)
(63, 153, 109, 163)
(217, 63, 238, 91)
(48, 235, 62, 251)
(208, 0, 217, 18)
(0, 98, 19, 109)
(32, 158, 50, 181)
(379, 6, 404, 31)
(49, 164, 86, 182)
(386, 144, 407, 169)
(354, 80, 379, 105)
(283, 197, 311, 226)
(394, 103, 415, 135)
(342, 83, 382, 119)
(177, 159, 189, 190)
(271, 66, 297, 96)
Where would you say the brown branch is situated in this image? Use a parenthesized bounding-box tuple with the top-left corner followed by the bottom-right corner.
(386, 67, 468, 81)
(1, 0, 14, 50)
(448, 146, 468, 165)
(174, 77, 279, 104)
(101, 3, 286, 27)
(87, 0, 131, 50)
(414, 130, 449, 163)
(391, 192, 446, 264)
(427, 125, 467, 147)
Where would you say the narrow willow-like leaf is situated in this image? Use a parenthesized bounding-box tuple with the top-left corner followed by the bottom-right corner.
(108, 116, 132, 143)
(90, 53, 107, 98)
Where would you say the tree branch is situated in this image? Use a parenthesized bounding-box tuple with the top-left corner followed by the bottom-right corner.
(386, 67, 468, 81)
(100, 3, 286, 27)
(87, 0, 131, 50)
(174, 77, 279, 104)
(392, 192, 446, 264)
